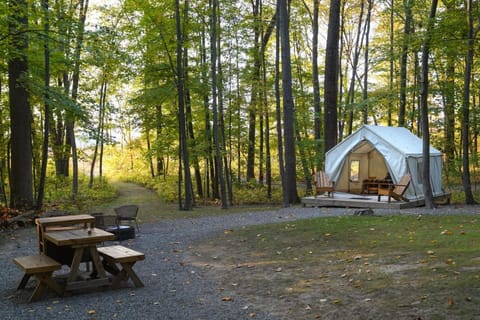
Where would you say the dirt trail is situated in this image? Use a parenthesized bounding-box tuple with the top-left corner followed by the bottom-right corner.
(93, 181, 165, 222)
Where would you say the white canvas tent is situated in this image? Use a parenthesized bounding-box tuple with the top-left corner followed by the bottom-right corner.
(325, 125, 444, 200)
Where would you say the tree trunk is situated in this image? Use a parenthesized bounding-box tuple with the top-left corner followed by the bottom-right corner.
(419, 0, 437, 209)
(69, 0, 89, 197)
(89, 79, 107, 188)
(210, 0, 227, 208)
(279, 0, 299, 204)
(399, 0, 412, 127)
(388, 0, 394, 126)
(275, 5, 288, 207)
(246, 0, 261, 182)
(175, 0, 193, 210)
(346, 0, 365, 135)
(312, 0, 322, 170)
(37, 0, 51, 210)
(462, 0, 476, 204)
(362, 0, 372, 124)
(324, 0, 341, 152)
(8, 0, 33, 209)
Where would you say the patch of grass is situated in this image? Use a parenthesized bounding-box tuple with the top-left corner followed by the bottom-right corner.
(190, 214, 480, 319)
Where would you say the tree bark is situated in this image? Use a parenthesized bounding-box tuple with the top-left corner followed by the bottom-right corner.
(175, 0, 193, 210)
(462, 0, 476, 204)
(279, 0, 299, 204)
(419, 0, 437, 209)
(37, 0, 51, 209)
(8, 0, 33, 209)
(399, 0, 413, 127)
(324, 0, 341, 152)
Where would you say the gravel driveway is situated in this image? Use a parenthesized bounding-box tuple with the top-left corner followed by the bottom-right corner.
(2, 198, 480, 320)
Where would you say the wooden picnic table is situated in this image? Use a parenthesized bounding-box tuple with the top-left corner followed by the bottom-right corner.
(43, 227, 115, 291)
(36, 214, 96, 254)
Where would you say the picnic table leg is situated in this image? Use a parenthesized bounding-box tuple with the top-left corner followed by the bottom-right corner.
(30, 272, 64, 302)
(88, 246, 107, 278)
(68, 247, 84, 282)
(17, 274, 32, 290)
(121, 262, 144, 288)
(107, 262, 143, 288)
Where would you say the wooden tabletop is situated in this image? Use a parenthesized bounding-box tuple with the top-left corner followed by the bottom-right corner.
(44, 227, 115, 246)
(36, 214, 95, 227)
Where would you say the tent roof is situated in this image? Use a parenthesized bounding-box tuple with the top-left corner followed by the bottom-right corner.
(327, 125, 442, 157)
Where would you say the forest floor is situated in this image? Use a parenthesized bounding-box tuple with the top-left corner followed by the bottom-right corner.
(2, 182, 480, 319)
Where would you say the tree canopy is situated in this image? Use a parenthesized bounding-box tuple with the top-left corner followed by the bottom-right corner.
(1, 0, 479, 210)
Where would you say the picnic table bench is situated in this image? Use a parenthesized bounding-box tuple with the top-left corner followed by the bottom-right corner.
(97, 245, 145, 288)
(13, 254, 64, 302)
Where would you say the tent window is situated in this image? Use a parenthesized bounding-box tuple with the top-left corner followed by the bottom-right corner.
(350, 160, 360, 182)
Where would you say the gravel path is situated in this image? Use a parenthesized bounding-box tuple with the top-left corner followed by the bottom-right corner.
(1, 186, 480, 320)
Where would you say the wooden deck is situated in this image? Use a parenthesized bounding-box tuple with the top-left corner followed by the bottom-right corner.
(301, 192, 425, 209)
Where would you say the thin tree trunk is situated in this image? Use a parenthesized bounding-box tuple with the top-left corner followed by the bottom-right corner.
(69, 0, 89, 197)
(462, 0, 476, 204)
(419, 0, 438, 209)
(399, 0, 412, 127)
(210, 0, 227, 208)
(346, 0, 365, 135)
(37, 0, 51, 209)
(175, 0, 193, 210)
(388, 0, 394, 126)
(89, 79, 106, 188)
(275, 4, 288, 207)
(279, 0, 298, 204)
(362, 0, 372, 124)
(312, 0, 322, 170)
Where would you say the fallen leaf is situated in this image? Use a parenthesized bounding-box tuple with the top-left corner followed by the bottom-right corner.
(447, 297, 455, 306)
(222, 296, 234, 302)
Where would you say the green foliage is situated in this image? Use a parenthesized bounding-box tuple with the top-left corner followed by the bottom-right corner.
(42, 175, 116, 213)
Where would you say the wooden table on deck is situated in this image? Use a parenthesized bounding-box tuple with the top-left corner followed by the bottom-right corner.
(43, 227, 115, 291)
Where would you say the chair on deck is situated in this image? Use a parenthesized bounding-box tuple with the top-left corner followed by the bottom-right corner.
(377, 173, 411, 203)
(114, 205, 140, 232)
(312, 171, 335, 198)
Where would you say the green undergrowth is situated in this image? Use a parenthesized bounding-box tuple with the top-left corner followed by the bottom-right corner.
(42, 175, 117, 213)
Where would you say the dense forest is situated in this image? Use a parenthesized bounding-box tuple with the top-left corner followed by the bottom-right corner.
(1, 0, 479, 212)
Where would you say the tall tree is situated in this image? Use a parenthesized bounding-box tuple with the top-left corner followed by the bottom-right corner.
(324, 0, 341, 152)
(398, 0, 412, 127)
(8, 0, 33, 209)
(211, 0, 227, 208)
(312, 0, 322, 170)
(461, 0, 476, 204)
(175, 0, 193, 210)
(419, 0, 437, 209)
(37, 0, 51, 209)
(279, 0, 298, 204)
(275, 2, 288, 207)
